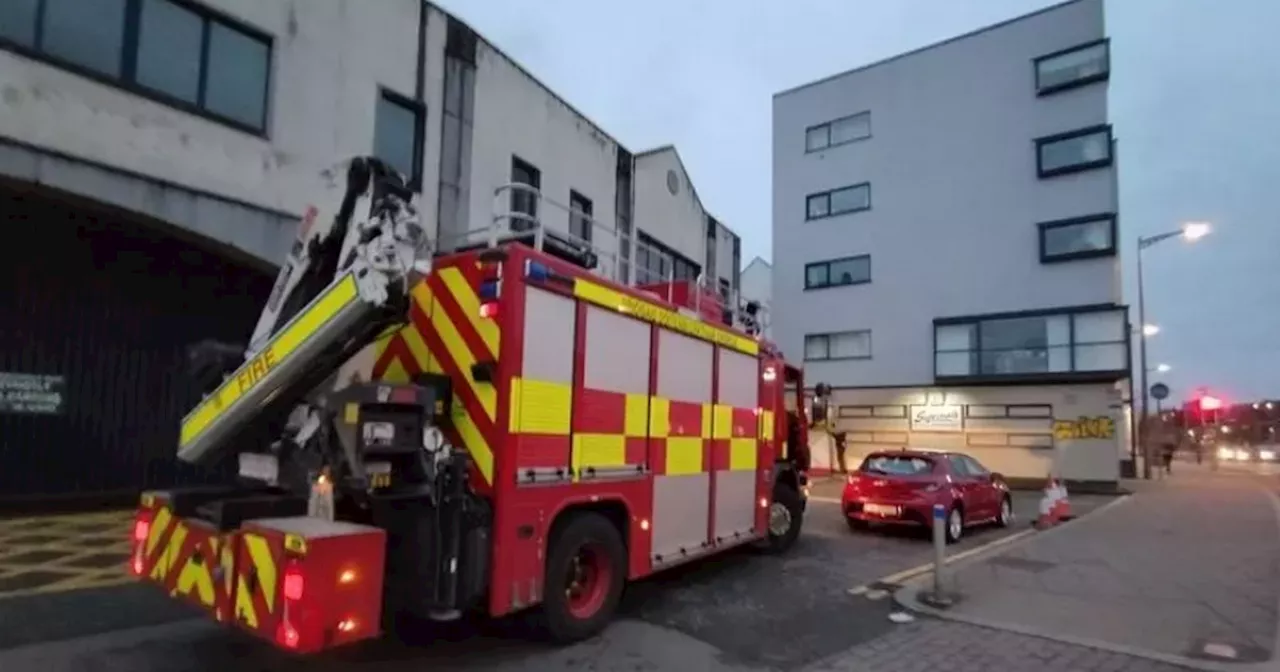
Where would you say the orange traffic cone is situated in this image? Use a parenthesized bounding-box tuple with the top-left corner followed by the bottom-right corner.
(1052, 481, 1072, 521)
(1034, 477, 1060, 530)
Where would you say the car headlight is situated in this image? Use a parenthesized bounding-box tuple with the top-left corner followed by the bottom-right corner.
(1236, 449, 1250, 461)
(1260, 450, 1276, 461)
(1218, 446, 1235, 460)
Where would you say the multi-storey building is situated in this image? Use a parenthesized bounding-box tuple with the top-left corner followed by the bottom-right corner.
(0, 0, 738, 503)
(771, 0, 1130, 485)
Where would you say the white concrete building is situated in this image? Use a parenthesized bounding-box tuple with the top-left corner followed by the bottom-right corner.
(0, 0, 737, 502)
(739, 257, 772, 340)
(771, 0, 1131, 485)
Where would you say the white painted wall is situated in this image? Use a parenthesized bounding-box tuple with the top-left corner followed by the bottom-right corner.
(820, 382, 1124, 482)
(0, 0, 425, 234)
(771, 0, 1116, 388)
(464, 38, 622, 275)
(633, 147, 706, 274)
(739, 257, 772, 338)
(1, 0, 722, 279)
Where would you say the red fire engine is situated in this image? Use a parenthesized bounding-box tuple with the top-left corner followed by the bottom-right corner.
(130, 157, 810, 653)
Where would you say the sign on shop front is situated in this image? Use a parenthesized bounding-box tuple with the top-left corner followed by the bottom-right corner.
(0, 372, 65, 414)
(909, 405, 963, 432)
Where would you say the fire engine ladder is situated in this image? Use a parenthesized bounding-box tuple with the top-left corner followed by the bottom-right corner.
(177, 158, 431, 466)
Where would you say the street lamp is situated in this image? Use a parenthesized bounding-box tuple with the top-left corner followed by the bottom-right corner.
(1137, 221, 1212, 479)
(1154, 363, 1171, 373)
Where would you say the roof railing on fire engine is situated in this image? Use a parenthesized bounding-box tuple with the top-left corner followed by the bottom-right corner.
(434, 182, 770, 337)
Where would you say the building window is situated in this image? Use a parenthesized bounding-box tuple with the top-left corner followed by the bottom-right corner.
(635, 230, 700, 285)
(1036, 125, 1113, 178)
(934, 305, 1128, 382)
(805, 330, 872, 361)
(373, 89, 424, 186)
(805, 111, 871, 152)
(0, 0, 272, 133)
(804, 255, 870, 290)
(1038, 213, 1116, 263)
(1034, 39, 1110, 96)
(569, 190, 593, 243)
(43, 0, 127, 77)
(806, 183, 870, 220)
(509, 156, 541, 230)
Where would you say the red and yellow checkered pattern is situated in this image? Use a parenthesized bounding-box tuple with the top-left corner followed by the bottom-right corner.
(505, 381, 764, 478)
(711, 405, 759, 471)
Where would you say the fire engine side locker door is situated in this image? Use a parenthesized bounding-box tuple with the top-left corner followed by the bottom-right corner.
(649, 328, 714, 565)
(711, 347, 761, 541)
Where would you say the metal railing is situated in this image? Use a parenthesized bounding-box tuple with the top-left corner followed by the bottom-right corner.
(433, 182, 769, 337)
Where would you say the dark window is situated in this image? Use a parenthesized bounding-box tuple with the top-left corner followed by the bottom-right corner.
(1038, 213, 1116, 263)
(860, 454, 933, 475)
(204, 21, 270, 129)
(510, 156, 540, 230)
(136, 0, 203, 103)
(804, 330, 871, 361)
(1036, 125, 1113, 178)
(0, 0, 273, 133)
(0, 0, 40, 47)
(804, 254, 870, 290)
(806, 183, 870, 220)
(569, 190, 593, 243)
(934, 305, 1128, 382)
(373, 89, 424, 186)
(1034, 39, 1109, 96)
(805, 111, 871, 152)
(635, 230, 699, 285)
(961, 455, 989, 476)
(43, 0, 127, 76)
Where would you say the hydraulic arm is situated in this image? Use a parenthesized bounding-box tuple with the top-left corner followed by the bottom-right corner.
(177, 157, 430, 467)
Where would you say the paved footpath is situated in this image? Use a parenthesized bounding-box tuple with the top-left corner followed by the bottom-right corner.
(894, 473, 1280, 671)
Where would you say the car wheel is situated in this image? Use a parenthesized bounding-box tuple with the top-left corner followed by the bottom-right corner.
(845, 517, 868, 533)
(945, 506, 964, 544)
(996, 495, 1013, 528)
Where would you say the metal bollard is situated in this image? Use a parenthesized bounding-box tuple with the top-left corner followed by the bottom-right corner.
(927, 503, 953, 607)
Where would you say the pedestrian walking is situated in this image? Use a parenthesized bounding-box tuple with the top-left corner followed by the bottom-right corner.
(833, 430, 848, 473)
(1161, 439, 1175, 475)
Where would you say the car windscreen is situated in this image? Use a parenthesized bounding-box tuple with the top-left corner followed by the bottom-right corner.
(860, 454, 935, 476)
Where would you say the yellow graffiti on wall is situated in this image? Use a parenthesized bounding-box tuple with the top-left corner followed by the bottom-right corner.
(1053, 416, 1116, 440)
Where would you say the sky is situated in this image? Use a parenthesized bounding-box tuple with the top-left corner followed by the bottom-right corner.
(440, 0, 1280, 403)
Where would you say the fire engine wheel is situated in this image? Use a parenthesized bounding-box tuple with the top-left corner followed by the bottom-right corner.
(540, 512, 626, 644)
(763, 483, 804, 554)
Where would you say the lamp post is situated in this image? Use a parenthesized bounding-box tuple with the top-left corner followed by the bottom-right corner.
(1136, 221, 1210, 479)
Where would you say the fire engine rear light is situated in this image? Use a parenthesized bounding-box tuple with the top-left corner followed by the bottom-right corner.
(759, 497, 769, 508)
(277, 622, 300, 649)
(133, 517, 150, 542)
(338, 569, 357, 584)
(283, 564, 305, 601)
(337, 618, 357, 633)
(479, 301, 499, 319)
(478, 278, 501, 300)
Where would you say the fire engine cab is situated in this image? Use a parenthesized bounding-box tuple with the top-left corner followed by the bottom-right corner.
(131, 157, 811, 653)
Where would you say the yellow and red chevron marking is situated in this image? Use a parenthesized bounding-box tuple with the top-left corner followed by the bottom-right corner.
(372, 262, 499, 489)
(140, 506, 233, 618)
(140, 505, 281, 631)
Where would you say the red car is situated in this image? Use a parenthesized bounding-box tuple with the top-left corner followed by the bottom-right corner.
(840, 450, 1013, 543)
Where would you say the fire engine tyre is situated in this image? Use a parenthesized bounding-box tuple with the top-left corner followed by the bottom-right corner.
(763, 483, 804, 554)
(540, 512, 627, 644)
